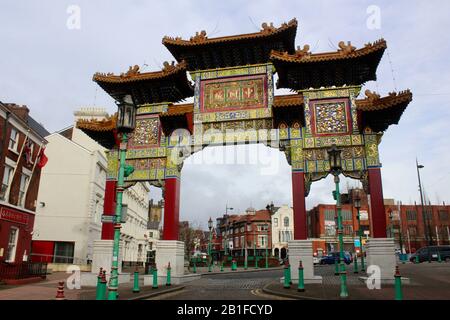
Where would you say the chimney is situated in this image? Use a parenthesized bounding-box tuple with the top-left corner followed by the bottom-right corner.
(8, 104, 29, 121)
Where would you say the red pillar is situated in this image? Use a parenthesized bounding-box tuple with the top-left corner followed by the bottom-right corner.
(292, 171, 307, 240)
(368, 168, 387, 238)
(101, 180, 116, 240)
(163, 177, 180, 240)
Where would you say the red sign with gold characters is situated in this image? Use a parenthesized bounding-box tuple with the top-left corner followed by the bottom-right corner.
(0, 207, 29, 225)
(200, 74, 268, 113)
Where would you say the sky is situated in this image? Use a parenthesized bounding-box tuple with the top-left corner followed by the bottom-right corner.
(1, 1, 450, 230)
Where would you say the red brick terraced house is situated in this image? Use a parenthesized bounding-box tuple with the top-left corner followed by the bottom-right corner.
(215, 207, 272, 260)
(0, 102, 49, 266)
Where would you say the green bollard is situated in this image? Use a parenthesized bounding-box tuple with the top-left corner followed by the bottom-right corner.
(231, 259, 237, 271)
(96, 269, 107, 300)
(287, 262, 292, 285)
(298, 261, 305, 292)
(220, 261, 224, 272)
(166, 263, 172, 286)
(244, 257, 248, 270)
(95, 268, 103, 300)
(152, 266, 158, 289)
(415, 254, 419, 264)
(132, 269, 140, 293)
(283, 263, 290, 289)
(354, 253, 359, 274)
(334, 258, 339, 275)
(99, 271, 107, 300)
(193, 260, 197, 273)
(438, 252, 442, 263)
(394, 266, 403, 300)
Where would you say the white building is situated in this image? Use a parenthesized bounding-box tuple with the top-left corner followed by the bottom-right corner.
(271, 205, 294, 259)
(32, 108, 149, 270)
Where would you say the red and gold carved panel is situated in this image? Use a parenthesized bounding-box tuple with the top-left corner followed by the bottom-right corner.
(128, 114, 161, 149)
(310, 98, 352, 136)
(200, 74, 267, 113)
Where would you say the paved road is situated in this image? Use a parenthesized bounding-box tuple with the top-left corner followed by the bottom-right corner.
(149, 269, 289, 300)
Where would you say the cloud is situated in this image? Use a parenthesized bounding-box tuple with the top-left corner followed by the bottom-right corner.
(1, 1, 450, 227)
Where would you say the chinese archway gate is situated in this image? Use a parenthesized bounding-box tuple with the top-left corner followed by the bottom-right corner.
(77, 18, 412, 283)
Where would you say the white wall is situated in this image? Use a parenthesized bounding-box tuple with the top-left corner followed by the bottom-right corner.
(33, 108, 150, 265)
(271, 205, 294, 257)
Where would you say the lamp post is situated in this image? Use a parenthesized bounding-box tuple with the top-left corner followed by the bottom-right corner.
(354, 191, 365, 272)
(208, 217, 213, 272)
(224, 206, 233, 259)
(327, 144, 348, 298)
(265, 202, 275, 269)
(107, 94, 136, 300)
(416, 160, 433, 246)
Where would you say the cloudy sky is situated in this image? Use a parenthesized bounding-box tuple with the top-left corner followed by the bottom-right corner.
(2, 1, 450, 229)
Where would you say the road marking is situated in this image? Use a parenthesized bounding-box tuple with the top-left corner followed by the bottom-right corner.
(147, 288, 186, 300)
(250, 289, 294, 300)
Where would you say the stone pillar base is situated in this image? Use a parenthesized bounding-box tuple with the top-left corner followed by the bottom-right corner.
(143, 273, 201, 286)
(81, 272, 130, 287)
(80, 240, 128, 286)
(285, 240, 322, 284)
(91, 240, 123, 274)
(363, 238, 398, 283)
(154, 240, 185, 278)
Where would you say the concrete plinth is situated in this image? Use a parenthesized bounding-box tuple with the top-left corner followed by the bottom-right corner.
(155, 240, 185, 278)
(80, 240, 129, 287)
(81, 272, 131, 287)
(286, 240, 322, 284)
(361, 238, 400, 284)
(91, 240, 123, 274)
(143, 273, 201, 286)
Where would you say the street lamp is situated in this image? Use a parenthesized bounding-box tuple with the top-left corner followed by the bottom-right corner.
(265, 202, 275, 269)
(354, 191, 365, 272)
(108, 94, 136, 300)
(224, 206, 233, 258)
(327, 144, 348, 299)
(208, 217, 213, 272)
(416, 160, 433, 246)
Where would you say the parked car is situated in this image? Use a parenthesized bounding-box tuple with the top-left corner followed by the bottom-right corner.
(409, 245, 450, 263)
(319, 252, 353, 265)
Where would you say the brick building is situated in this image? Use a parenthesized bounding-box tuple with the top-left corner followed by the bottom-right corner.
(308, 188, 450, 255)
(0, 102, 49, 264)
(215, 207, 272, 259)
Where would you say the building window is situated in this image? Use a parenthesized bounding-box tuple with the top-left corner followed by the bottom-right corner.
(343, 225, 353, 236)
(18, 173, 29, 207)
(240, 226, 244, 233)
(439, 210, 449, 221)
(1, 165, 14, 201)
(274, 218, 278, 227)
(9, 128, 19, 152)
(406, 210, 417, 221)
(247, 224, 252, 232)
(342, 210, 352, 221)
(240, 236, 244, 247)
(258, 235, 268, 248)
(425, 209, 433, 220)
(149, 232, 153, 238)
(324, 209, 335, 221)
(6, 227, 19, 262)
(53, 242, 75, 263)
(284, 217, 289, 227)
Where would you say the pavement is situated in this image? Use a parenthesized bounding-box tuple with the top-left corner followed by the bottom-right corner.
(0, 272, 183, 300)
(263, 262, 450, 300)
(1, 262, 449, 300)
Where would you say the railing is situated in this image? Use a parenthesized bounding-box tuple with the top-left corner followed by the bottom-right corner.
(0, 262, 48, 280)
